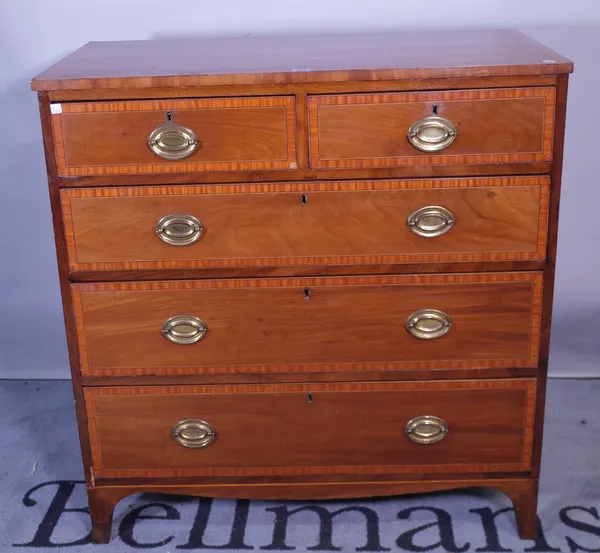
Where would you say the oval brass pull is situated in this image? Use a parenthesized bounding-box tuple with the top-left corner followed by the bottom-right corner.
(407, 116, 457, 152)
(162, 315, 207, 345)
(407, 206, 455, 238)
(405, 416, 449, 445)
(406, 309, 452, 340)
(148, 124, 198, 160)
(156, 214, 203, 247)
(172, 419, 216, 448)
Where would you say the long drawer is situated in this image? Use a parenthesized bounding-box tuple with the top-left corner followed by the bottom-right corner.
(84, 378, 536, 479)
(309, 87, 555, 168)
(50, 96, 297, 176)
(62, 177, 550, 271)
(72, 272, 542, 377)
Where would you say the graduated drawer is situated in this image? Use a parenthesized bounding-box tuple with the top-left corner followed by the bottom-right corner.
(62, 177, 550, 272)
(50, 96, 296, 176)
(84, 379, 536, 479)
(309, 88, 555, 168)
(72, 273, 542, 377)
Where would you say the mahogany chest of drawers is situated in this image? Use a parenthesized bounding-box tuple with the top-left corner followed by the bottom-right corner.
(31, 29, 573, 543)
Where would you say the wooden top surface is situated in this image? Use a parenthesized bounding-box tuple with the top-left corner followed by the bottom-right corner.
(31, 29, 573, 91)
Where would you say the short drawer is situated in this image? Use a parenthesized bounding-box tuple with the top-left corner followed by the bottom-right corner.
(84, 378, 536, 479)
(72, 272, 542, 377)
(51, 96, 296, 176)
(309, 88, 555, 168)
(62, 177, 549, 271)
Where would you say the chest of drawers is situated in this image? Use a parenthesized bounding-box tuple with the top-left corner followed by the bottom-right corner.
(31, 29, 573, 543)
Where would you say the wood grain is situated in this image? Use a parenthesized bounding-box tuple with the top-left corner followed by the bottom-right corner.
(52, 97, 297, 176)
(79, 366, 539, 388)
(94, 471, 535, 486)
(30, 30, 574, 546)
(30, 29, 573, 92)
(47, 75, 558, 102)
(87, 477, 539, 543)
(56, 161, 555, 188)
(37, 93, 97, 486)
(531, 74, 571, 479)
(70, 260, 548, 283)
(61, 177, 550, 271)
(84, 378, 536, 479)
(309, 88, 555, 169)
(72, 272, 543, 377)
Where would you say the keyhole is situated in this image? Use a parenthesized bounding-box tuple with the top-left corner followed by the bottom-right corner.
(307, 393, 313, 403)
(303, 287, 311, 300)
(432, 104, 438, 116)
(166, 111, 173, 122)
(301, 193, 307, 205)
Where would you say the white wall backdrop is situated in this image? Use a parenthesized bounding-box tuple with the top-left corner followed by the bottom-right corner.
(1, 1, 599, 378)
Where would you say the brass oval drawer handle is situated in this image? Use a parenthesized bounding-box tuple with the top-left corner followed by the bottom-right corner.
(162, 315, 207, 345)
(407, 115, 457, 152)
(156, 213, 203, 247)
(405, 415, 449, 445)
(173, 419, 216, 448)
(407, 206, 454, 238)
(406, 309, 452, 340)
(148, 124, 198, 160)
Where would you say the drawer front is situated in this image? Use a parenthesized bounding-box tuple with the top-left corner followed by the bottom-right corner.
(72, 273, 542, 377)
(51, 97, 296, 176)
(309, 88, 555, 168)
(62, 177, 549, 271)
(84, 379, 536, 479)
